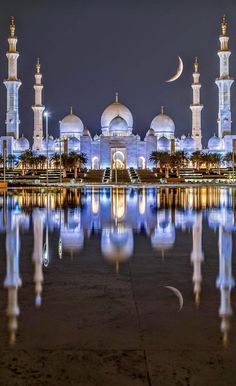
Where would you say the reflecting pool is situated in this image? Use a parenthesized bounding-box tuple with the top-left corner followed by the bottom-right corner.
(0, 187, 236, 385)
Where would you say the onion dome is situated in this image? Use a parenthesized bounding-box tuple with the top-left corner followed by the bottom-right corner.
(60, 227, 84, 254)
(101, 225, 134, 266)
(150, 106, 175, 137)
(208, 134, 221, 150)
(146, 128, 155, 137)
(15, 134, 30, 151)
(157, 136, 170, 151)
(109, 115, 128, 135)
(82, 127, 91, 137)
(101, 92, 133, 134)
(68, 136, 80, 152)
(151, 223, 175, 251)
(60, 107, 84, 138)
(43, 136, 55, 151)
(183, 135, 196, 151)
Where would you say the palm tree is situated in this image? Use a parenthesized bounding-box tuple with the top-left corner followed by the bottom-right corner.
(190, 151, 204, 171)
(210, 153, 222, 174)
(170, 151, 187, 177)
(38, 155, 47, 170)
(77, 152, 88, 172)
(19, 150, 34, 174)
(149, 151, 171, 178)
(51, 153, 61, 169)
(224, 152, 233, 167)
(7, 154, 16, 169)
(0, 154, 3, 168)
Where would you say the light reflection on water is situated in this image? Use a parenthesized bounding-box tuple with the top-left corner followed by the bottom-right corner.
(0, 186, 235, 347)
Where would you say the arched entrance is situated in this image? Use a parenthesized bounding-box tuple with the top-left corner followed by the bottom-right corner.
(92, 156, 100, 170)
(138, 156, 145, 169)
(112, 150, 126, 169)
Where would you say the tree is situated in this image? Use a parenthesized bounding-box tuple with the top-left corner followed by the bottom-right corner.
(7, 154, 16, 169)
(170, 151, 187, 177)
(19, 150, 34, 174)
(224, 152, 233, 166)
(190, 151, 204, 171)
(0, 154, 3, 168)
(37, 155, 47, 169)
(51, 153, 61, 169)
(149, 151, 171, 178)
(209, 153, 222, 174)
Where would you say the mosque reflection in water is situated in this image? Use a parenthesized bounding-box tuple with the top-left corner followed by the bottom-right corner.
(0, 187, 235, 347)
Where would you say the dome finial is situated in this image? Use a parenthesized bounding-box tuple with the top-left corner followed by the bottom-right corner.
(36, 58, 40, 74)
(161, 106, 164, 114)
(70, 106, 73, 115)
(221, 14, 227, 36)
(115, 92, 119, 103)
(194, 57, 199, 73)
(10, 16, 15, 37)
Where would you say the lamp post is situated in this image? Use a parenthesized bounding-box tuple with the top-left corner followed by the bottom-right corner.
(44, 111, 49, 186)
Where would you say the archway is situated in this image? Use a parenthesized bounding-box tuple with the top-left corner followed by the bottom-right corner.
(112, 150, 126, 169)
(138, 156, 145, 169)
(92, 156, 100, 170)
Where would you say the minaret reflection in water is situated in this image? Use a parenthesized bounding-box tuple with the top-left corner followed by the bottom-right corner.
(32, 209, 44, 307)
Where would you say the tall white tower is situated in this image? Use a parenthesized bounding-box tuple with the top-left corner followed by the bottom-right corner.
(190, 58, 203, 150)
(4, 17, 21, 139)
(215, 16, 234, 138)
(32, 59, 45, 151)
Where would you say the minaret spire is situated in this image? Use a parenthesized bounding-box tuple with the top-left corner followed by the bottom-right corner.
(32, 58, 45, 151)
(190, 57, 203, 150)
(4, 17, 22, 139)
(215, 15, 234, 138)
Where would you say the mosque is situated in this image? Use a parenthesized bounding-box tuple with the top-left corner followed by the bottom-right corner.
(0, 16, 235, 169)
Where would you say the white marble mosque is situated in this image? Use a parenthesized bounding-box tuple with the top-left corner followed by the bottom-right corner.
(0, 16, 236, 169)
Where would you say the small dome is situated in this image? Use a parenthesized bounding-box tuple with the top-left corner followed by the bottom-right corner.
(183, 135, 196, 150)
(146, 128, 155, 137)
(151, 107, 175, 136)
(43, 136, 55, 151)
(68, 136, 80, 152)
(109, 115, 128, 135)
(157, 136, 170, 151)
(60, 108, 84, 138)
(101, 93, 133, 132)
(83, 127, 91, 137)
(208, 134, 221, 150)
(15, 135, 30, 151)
(151, 224, 175, 251)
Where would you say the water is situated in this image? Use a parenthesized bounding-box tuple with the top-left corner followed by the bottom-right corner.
(0, 187, 235, 385)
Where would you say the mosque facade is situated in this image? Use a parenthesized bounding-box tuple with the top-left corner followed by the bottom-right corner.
(0, 16, 236, 169)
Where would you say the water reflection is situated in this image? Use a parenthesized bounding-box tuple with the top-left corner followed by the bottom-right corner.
(0, 187, 235, 346)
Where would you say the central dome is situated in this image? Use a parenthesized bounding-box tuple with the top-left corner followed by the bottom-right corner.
(151, 107, 175, 138)
(109, 116, 129, 135)
(60, 107, 84, 138)
(101, 93, 133, 134)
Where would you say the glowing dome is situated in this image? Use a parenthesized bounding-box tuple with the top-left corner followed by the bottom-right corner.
(60, 108, 84, 138)
(146, 128, 155, 137)
(109, 116, 128, 135)
(43, 136, 55, 151)
(151, 107, 175, 137)
(15, 135, 30, 151)
(151, 223, 175, 251)
(101, 225, 134, 264)
(83, 127, 91, 137)
(157, 136, 170, 151)
(101, 93, 133, 133)
(208, 134, 221, 150)
(183, 135, 196, 151)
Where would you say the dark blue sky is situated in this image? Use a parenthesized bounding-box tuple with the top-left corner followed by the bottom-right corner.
(0, 0, 236, 146)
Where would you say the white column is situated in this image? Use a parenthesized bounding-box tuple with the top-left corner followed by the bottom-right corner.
(3, 17, 21, 139)
(191, 213, 204, 305)
(190, 58, 203, 150)
(32, 59, 45, 151)
(215, 16, 234, 138)
(216, 225, 235, 345)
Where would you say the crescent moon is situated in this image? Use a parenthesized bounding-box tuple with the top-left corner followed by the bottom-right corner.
(166, 56, 184, 83)
(165, 286, 183, 311)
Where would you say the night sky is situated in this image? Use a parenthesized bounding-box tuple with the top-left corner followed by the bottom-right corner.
(0, 0, 236, 146)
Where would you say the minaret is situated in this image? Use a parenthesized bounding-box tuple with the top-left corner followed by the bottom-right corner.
(190, 58, 203, 150)
(4, 17, 21, 139)
(215, 16, 234, 138)
(191, 213, 204, 306)
(216, 226, 235, 346)
(4, 214, 22, 344)
(32, 209, 44, 306)
(32, 59, 45, 151)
